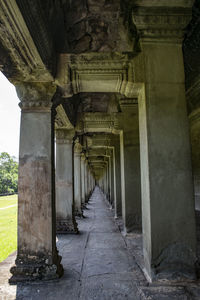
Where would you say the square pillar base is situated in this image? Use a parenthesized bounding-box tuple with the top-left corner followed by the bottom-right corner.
(75, 208, 84, 217)
(144, 243, 197, 283)
(56, 218, 79, 234)
(9, 251, 63, 283)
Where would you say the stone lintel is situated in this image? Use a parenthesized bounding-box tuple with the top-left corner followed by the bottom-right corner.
(133, 0, 194, 8)
(119, 98, 138, 108)
(56, 53, 137, 99)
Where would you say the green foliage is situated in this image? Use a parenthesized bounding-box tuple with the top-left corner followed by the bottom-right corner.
(0, 152, 18, 194)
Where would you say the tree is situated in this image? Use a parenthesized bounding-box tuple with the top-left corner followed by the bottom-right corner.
(0, 152, 18, 194)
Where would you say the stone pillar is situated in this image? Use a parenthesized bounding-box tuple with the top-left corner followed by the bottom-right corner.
(113, 136, 122, 218)
(84, 159, 87, 200)
(10, 82, 63, 282)
(85, 159, 89, 202)
(189, 108, 200, 210)
(81, 153, 86, 207)
(133, 2, 196, 281)
(103, 169, 106, 195)
(56, 129, 78, 233)
(88, 168, 92, 197)
(104, 163, 108, 197)
(74, 139, 83, 216)
(110, 149, 115, 208)
(108, 156, 112, 204)
(119, 101, 141, 233)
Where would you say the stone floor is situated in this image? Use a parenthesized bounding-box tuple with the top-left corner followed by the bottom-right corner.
(1, 187, 200, 299)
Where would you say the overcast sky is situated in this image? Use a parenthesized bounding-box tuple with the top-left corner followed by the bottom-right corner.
(0, 72, 20, 159)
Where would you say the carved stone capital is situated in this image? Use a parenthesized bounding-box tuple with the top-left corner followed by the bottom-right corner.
(132, 1, 194, 42)
(56, 129, 75, 144)
(81, 153, 86, 162)
(74, 139, 82, 154)
(17, 82, 56, 112)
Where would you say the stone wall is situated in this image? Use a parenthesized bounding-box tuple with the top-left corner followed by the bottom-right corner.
(183, 0, 200, 210)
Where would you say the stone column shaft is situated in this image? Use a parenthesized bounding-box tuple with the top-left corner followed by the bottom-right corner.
(133, 2, 196, 281)
(119, 106, 142, 233)
(10, 82, 63, 282)
(56, 129, 78, 233)
(81, 154, 86, 206)
(190, 109, 200, 210)
(113, 137, 122, 218)
(74, 140, 82, 216)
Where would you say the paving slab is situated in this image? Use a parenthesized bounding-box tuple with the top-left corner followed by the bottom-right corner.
(82, 248, 135, 277)
(87, 232, 126, 249)
(1, 186, 200, 299)
(79, 273, 141, 300)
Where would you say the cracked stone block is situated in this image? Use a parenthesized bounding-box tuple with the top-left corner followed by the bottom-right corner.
(74, 35, 92, 53)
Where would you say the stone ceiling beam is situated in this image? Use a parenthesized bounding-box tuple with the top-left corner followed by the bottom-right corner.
(56, 53, 137, 98)
(0, 0, 53, 83)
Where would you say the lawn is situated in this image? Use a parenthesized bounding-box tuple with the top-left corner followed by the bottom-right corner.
(0, 194, 17, 262)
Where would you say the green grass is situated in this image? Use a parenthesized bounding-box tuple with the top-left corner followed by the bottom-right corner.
(0, 194, 18, 208)
(0, 195, 17, 262)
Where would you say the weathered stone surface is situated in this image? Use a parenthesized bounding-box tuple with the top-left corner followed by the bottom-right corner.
(9, 82, 64, 282)
(73, 35, 92, 53)
(56, 219, 78, 234)
(133, 3, 197, 281)
(56, 129, 78, 234)
(1, 0, 200, 296)
(1, 188, 200, 299)
(118, 105, 142, 233)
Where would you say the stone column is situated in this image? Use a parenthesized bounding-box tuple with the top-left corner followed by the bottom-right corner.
(10, 82, 63, 282)
(81, 153, 86, 207)
(103, 170, 106, 195)
(104, 163, 108, 197)
(113, 136, 122, 218)
(119, 101, 141, 234)
(89, 168, 92, 196)
(74, 139, 83, 216)
(56, 129, 78, 233)
(107, 162, 110, 199)
(189, 108, 200, 210)
(110, 149, 115, 208)
(84, 159, 89, 202)
(108, 156, 112, 204)
(133, 2, 196, 281)
(112, 147, 117, 211)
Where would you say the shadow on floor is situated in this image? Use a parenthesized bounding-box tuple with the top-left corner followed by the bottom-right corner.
(1, 188, 200, 299)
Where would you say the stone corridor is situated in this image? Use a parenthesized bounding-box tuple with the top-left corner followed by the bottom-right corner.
(1, 0, 200, 286)
(1, 187, 200, 300)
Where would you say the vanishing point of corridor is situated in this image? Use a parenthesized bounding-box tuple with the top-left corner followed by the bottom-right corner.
(1, 187, 143, 299)
(1, 187, 200, 299)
